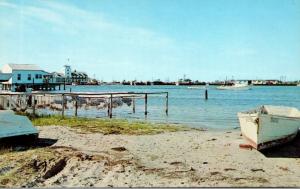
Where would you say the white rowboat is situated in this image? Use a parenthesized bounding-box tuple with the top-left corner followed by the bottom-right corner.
(238, 105, 300, 150)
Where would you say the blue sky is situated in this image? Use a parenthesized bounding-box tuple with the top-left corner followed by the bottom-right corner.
(0, 0, 299, 81)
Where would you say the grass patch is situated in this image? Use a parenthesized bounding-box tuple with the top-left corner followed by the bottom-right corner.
(21, 114, 191, 135)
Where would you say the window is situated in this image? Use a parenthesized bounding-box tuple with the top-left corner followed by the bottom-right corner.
(17, 74, 21, 80)
(35, 74, 38, 79)
(39, 74, 42, 79)
(28, 74, 31, 81)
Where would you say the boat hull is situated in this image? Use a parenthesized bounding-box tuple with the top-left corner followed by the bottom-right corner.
(0, 111, 38, 140)
(238, 113, 300, 150)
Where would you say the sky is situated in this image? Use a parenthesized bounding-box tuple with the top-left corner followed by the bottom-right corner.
(0, 0, 299, 82)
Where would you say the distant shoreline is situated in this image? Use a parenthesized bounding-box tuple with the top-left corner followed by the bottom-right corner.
(68, 83, 299, 86)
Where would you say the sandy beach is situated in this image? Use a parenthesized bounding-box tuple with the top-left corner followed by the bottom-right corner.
(3, 125, 298, 187)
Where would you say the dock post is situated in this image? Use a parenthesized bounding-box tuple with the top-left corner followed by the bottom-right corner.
(144, 94, 148, 116)
(8, 95, 12, 110)
(32, 95, 36, 117)
(132, 98, 136, 113)
(75, 96, 78, 117)
(62, 94, 65, 118)
(109, 94, 113, 118)
(107, 99, 110, 117)
(165, 92, 168, 115)
(205, 89, 208, 100)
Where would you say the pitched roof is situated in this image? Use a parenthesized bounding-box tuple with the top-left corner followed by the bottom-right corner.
(8, 64, 42, 71)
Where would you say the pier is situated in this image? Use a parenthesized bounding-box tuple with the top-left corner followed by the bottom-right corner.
(0, 91, 169, 118)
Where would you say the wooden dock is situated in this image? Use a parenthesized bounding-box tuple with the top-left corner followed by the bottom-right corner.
(0, 91, 169, 118)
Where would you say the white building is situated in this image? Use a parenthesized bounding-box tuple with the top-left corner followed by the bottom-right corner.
(0, 64, 50, 91)
(63, 65, 72, 84)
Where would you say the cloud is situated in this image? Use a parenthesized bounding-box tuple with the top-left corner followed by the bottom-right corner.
(0, 0, 173, 47)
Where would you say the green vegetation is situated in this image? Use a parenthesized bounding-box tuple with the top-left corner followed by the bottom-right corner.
(23, 114, 190, 135)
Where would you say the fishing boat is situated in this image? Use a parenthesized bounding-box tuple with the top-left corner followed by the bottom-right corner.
(0, 110, 38, 142)
(217, 82, 249, 90)
(238, 105, 300, 150)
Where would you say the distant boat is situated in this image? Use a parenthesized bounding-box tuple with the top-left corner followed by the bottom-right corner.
(0, 110, 38, 142)
(238, 105, 300, 150)
(187, 86, 205, 89)
(216, 82, 249, 90)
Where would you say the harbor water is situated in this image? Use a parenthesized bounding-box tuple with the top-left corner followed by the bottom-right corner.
(62, 85, 300, 129)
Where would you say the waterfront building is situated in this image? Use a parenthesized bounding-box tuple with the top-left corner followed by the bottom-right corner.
(71, 70, 88, 84)
(0, 64, 51, 91)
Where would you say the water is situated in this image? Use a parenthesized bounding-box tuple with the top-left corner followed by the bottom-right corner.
(62, 85, 300, 129)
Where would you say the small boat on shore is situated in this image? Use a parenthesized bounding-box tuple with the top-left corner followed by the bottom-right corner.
(217, 82, 249, 90)
(238, 105, 300, 150)
(0, 111, 38, 143)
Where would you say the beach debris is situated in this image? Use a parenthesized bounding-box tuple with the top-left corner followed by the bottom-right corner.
(0, 166, 14, 176)
(210, 171, 221, 176)
(207, 138, 217, 141)
(202, 161, 208, 164)
(111, 147, 127, 152)
(278, 166, 289, 171)
(169, 161, 183, 165)
(251, 168, 265, 172)
(239, 143, 253, 150)
(224, 168, 236, 171)
(42, 158, 67, 179)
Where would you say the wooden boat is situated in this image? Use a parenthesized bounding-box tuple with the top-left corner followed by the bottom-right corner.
(0, 110, 38, 142)
(238, 105, 300, 150)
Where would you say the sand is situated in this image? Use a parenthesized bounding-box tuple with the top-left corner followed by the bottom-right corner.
(27, 126, 300, 187)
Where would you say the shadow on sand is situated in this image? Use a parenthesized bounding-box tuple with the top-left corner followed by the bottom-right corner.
(0, 136, 58, 152)
(262, 134, 300, 158)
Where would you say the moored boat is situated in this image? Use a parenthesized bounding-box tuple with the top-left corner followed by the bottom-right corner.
(238, 105, 300, 150)
(216, 82, 249, 90)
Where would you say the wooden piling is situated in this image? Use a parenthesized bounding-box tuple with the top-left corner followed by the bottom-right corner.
(109, 94, 113, 118)
(62, 94, 65, 117)
(75, 96, 78, 117)
(205, 89, 208, 100)
(166, 92, 168, 115)
(32, 95, 36, 117)
(132, 98, 136, 113)
(8, 95, 12, 110)
(144, 94, 148, 115)
(107, 99, 110, 117)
